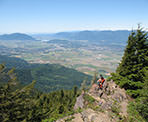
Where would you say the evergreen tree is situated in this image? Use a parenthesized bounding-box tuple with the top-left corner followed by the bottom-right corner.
(116, 26, 148, 91)
(60, 89, 64, 98)
(109, 26, 148, 121)
(0, 64, 79, 121)
(116, 31, 137, 76)
(58, 105, 64, 114)
(0, 64, 44, 121)
(73, 86, 78, 96)
(136, 67, 148, 121)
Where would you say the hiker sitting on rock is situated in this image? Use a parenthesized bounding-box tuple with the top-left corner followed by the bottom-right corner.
(97, 74, 105, 90)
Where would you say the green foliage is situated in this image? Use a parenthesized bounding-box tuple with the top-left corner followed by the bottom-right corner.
(111, 100, 120, 115)
(0, 55, 92, 92)
(0, 64, 79, 121)
(116, 27, 148, 90)
(83, 94, 95, 103)
(73, 86, 78, 96)
(65, 116, 75, 122)
(127, 102, 145, 122)
(111, 26, 148, 96)
(0, 64, 41, 121)
(135, 68, 148, 121)
(29, 63, 91, 92)
(110, 26, 148, 121)
(43, 117, 56, 122)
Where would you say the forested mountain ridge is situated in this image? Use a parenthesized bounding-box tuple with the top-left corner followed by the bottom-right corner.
(0, 55, 30, 69)
(0, 33, 37, 41)
(0, 55, 92, 92)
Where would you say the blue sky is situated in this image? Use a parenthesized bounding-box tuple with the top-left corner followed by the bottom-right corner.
(0, 0, 148, 33)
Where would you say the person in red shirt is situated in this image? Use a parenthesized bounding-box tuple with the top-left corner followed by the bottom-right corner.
(97, 74, 105, 90)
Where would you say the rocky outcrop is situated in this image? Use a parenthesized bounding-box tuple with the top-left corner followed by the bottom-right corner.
(81, 108, 111, 122)
(56, 80, 129, 122)
(89, 80, 129, 117)
(74, 92, 85, 110)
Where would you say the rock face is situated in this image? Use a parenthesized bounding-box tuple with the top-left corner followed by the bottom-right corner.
(74, 92, 84, 110)
(56, 80, 129, 122)
(89, 80, 129, 116)
(72, 113, 83, 122)
(57, 108, 112, 122)
(81, 108, 111, 122)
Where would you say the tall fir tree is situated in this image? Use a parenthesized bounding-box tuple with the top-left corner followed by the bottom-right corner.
(116, 26, 148, 91)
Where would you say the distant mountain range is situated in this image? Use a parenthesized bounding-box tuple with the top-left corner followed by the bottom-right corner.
(0, 30, 131, 44)
(54, 30, 131, 44)
(32, 30, 131, 44)
(0, 33, 37, 41)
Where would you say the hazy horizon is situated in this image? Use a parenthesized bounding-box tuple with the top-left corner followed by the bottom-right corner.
(0, 29, 133, 35)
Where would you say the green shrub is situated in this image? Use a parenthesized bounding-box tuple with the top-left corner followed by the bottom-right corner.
(127, 102, 146, 122)
(84, 94, 95, 103)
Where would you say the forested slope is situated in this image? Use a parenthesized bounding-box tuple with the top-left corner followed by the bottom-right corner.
(0, 64, 79, 121)
(0, 55, 91, 92)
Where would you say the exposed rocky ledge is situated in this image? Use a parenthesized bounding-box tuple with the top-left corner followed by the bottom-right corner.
(56, 80, 129, 122)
